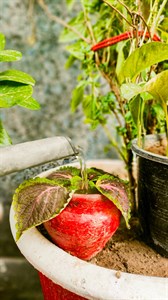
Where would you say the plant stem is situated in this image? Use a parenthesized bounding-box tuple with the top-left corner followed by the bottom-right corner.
(150, 0, 168, 37)
(78, 148, 89, 191)
(103, 0, 136, 29)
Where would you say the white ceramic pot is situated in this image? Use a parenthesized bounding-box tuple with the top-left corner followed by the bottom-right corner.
(10, 160, 168, 300)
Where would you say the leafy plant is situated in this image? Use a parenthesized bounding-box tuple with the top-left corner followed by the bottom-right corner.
(0, 32, 40, 146)
(37, 0, 168, 210)
(12, 166, 130, 241)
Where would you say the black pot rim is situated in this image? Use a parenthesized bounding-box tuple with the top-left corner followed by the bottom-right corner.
(132, 134, 168, 166)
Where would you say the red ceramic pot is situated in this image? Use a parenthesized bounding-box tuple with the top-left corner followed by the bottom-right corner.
(39, 272, 87, 300)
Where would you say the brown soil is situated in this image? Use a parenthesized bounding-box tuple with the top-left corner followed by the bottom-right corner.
(146, 137, 167, 156)
(90, 218, 168, 278)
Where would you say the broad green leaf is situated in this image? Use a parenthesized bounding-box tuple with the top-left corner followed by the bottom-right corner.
(0, 83, 33, 108)
(142, 70, 168, 103)
(71, 85, 84, 112)
(12, 177, 72, 241)
(96, 174, 131, 228)
(18, 97, 40, 110)
(0, 50, 22, 62)
(120, 42, 168, 81)
(0, 33, 5, 51)
(121, 83, 142, 101)
(0, 70, 35, 86)
(0, 120, 12, 146)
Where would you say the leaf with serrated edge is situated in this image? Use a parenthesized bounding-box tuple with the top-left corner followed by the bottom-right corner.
(47, 166, 81, 180)
(96, 174, 131, 228)
(12, 177, 73, 241)
(47, 167, 80, 188)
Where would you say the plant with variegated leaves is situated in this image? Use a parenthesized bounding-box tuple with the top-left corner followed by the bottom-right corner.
(12, 166, 130, 242)
(0, 32, 40, 146)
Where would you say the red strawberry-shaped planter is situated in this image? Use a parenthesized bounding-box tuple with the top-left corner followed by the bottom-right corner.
(44, 193, 121, 260)
(13, 165, 130, 300)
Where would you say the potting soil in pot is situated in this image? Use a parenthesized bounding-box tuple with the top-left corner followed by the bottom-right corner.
(90, 218, 168, 278)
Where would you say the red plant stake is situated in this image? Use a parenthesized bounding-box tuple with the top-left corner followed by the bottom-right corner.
(91, 30, 161, 51)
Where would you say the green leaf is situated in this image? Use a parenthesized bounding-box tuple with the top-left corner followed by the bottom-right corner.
(116, 41, 127, 83)
(18, 97, 40, 110)
(0, 83, 33, 108)
(0, 120, 12, 146)
(65, 55, 76, 69)
(66, 41, 86, 60)
(71, 85, 84, 112)
(82, 94, 94, 119)
(142, 70, 168, 103)
(0, 50, 22, 62)
(70, 175, 83, 191)
(0, 33, 5, 51)
(12, 177, 72, 241)
(0, 70, 35, 86)
(87, 167, 108, 182)
(121, 83, 143, 101)
(120, 42, 168, 81)
(96, 174, 131, 228)
(129, 95, 142, 126)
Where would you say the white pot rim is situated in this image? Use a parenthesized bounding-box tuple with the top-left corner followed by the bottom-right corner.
(10, 159, 168, 300)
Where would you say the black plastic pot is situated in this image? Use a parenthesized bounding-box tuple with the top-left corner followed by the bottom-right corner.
(132, 134, 168, 257)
